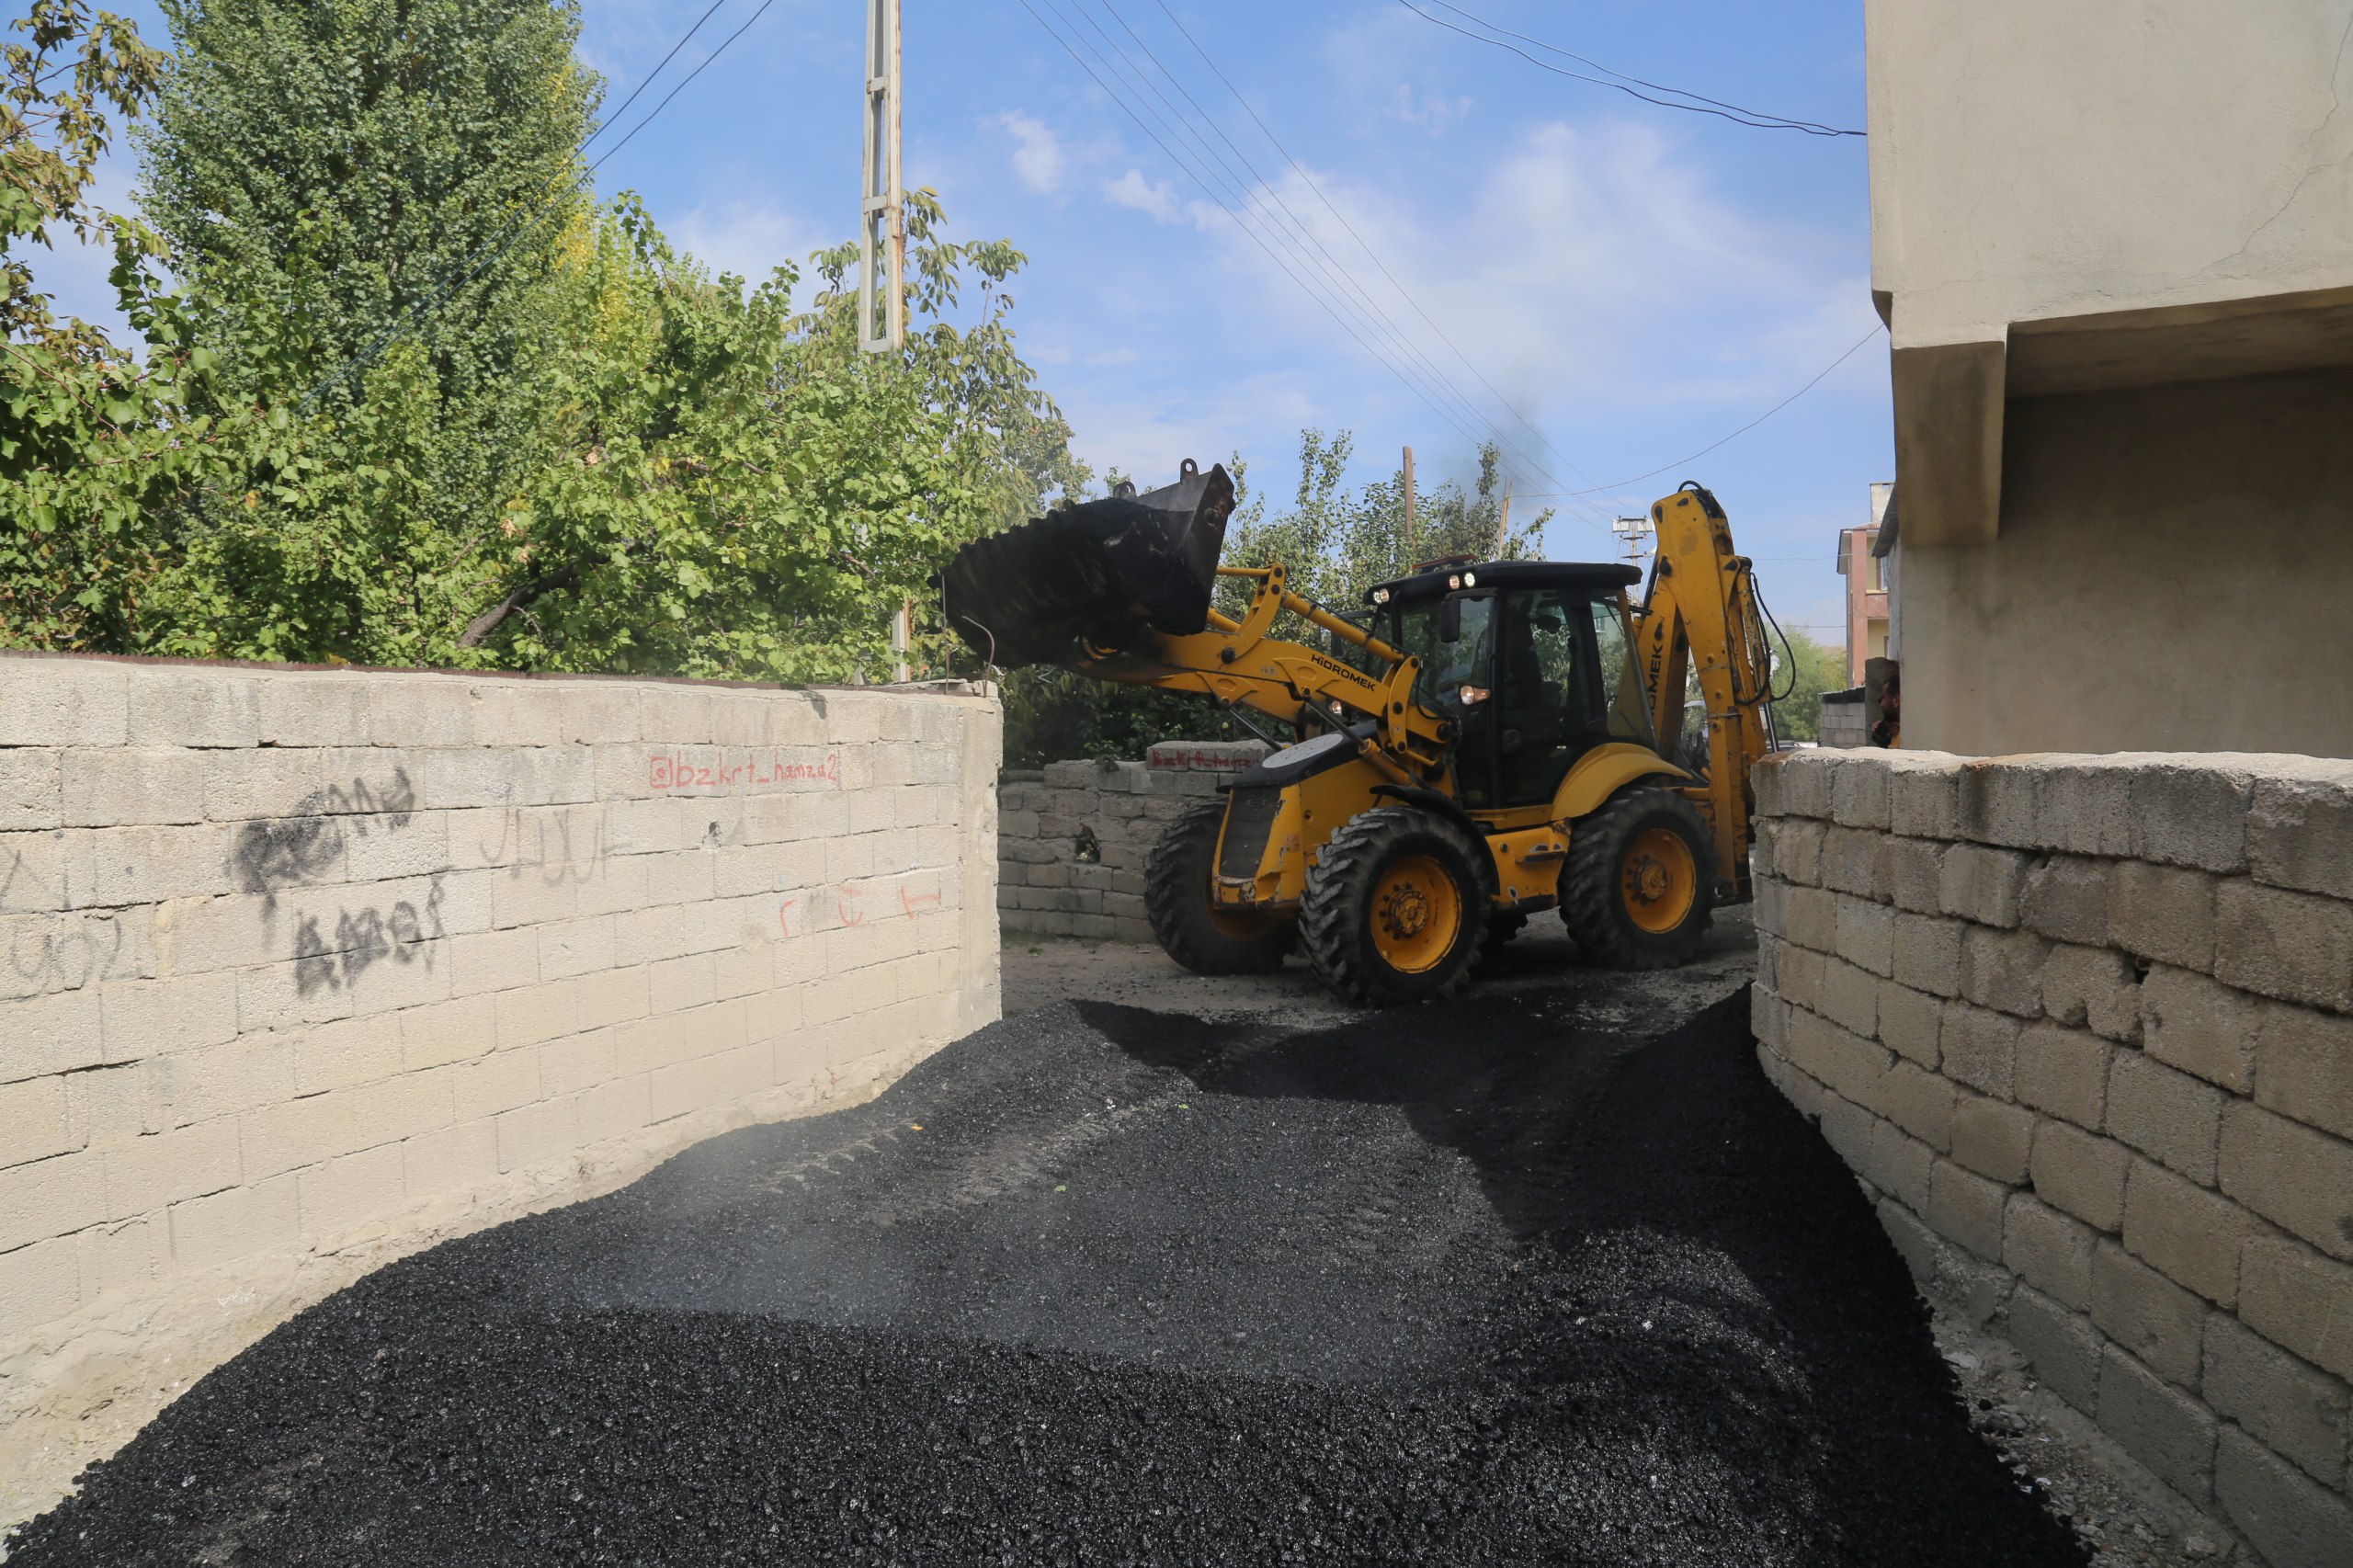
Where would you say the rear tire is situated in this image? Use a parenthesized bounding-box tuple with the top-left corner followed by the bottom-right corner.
(1300, 807, 1488, 1006)
(1144, 799, 1294, 974)
(1560, 789, 1714, 970)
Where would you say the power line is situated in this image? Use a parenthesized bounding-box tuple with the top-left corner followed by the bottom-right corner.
(1149, 0, 1617, 517)
(1505, 324, 1886, 500)
(1394, 0, 1863, 137)
(1074, 0, 1599, 528)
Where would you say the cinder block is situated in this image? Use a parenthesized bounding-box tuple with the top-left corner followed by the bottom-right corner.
(2221, 1102, 2353, 1263)
(1927, 1158, 2010, 1260)
(1871, 1060, 1956, 1151)
(1941, 843, 2028, 928)
(0, 1147, 106, 1251)
(0, 1232, 83, 1338)
(1961, 925, 2049, 1017)
(1950, 1095, 2034, 1182)
(1784, 885, 1836, 951)
(2108, 862, 2218, 972)
(0, 1075, 73, 1168)
(1818, 1091, 1875, 1172)
(2098, 1343, 2218, 1501)
(1829, 760, 1892, 829)
(0, 658, 128, 747)
(1886, 756, 1962, 841)
(102, 1118, 241, 1217)
(63, 748, 212, 828)
(2042, 944, 2145, 1043)
(1818, 826, 1886, 900)
(0, 749, 63, 831)
(2215, 881, 2353, 1016)
(2124, 1157, 2267, 1307)
(291, 1012, 404, 1096)
(1939, 1003, 2019, 1099)
(2248, 771, 2353, 903)
(1860, 1116, 1934, 1210)
(2241, 1237, 2353, 1383)
(2092, 1239, 2208, 1389)
(1823, 957, 1879, 1037)
(128, 673, 259, 749)
(1776, 819, 1824, 886)
(2108, 1051, 2224, 1185)
(65, 824, 235, 908)
(2015, 1023, 2112, 1130)
(2031, 1117, 2131, 1231)
(368, 679, 474, 748)
(2019, 856, 2109, 947)
(1892, 912, 1965, 997)
(495, 1094, 583, 1173)
(2203, 1313, 2350, 1488)
(1788, 1009, 1889, 1106)
(256, 676, 372, 748)
(2006, 1192, 2097, 1310)
(3, 990, 105, 1079)
(2038, 763, 2139, 858)
(1878, 980, 1943, 1067)
(1876, 1194, 1941, 1291)
(2256, 998, 2353, 1142)
(2008, 1284, 2103, 1412)
(203, 749, 327, 824)
(2214, 1426, 2353, 1568)
(2130, 761, 2256, 875)
(1955, 761, 2040, 849)
(2143, 966, 2260, 1093)
(168, 1173, 299, 1270)
(296, 1142, 405, 1244)
(1881, 835, 1945, 914)
(1835, 895, 1896, 977)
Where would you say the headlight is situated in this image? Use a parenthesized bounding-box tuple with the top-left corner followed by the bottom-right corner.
(1462, 571, 1477, 587)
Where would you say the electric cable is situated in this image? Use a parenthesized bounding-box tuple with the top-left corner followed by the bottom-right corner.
(1395, 0, 1863, 137)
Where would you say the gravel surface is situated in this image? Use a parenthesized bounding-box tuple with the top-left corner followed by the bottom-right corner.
(8, 976, 2086, 1567)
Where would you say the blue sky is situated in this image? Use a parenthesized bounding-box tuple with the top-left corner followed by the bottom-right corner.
(23, 0, 1886, 644)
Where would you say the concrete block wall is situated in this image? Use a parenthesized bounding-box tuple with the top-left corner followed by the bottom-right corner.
(0, 653, 1000, 1528)
(1749, 747, 2353, 1568)
(997, 741, 1267, 942)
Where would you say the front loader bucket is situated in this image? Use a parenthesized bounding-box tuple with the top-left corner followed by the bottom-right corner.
(943, 460, 1236, 668)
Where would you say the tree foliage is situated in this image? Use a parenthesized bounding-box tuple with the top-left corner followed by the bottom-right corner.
(1767, 625, 1845, 743)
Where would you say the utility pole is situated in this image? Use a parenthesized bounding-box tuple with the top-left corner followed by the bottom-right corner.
(891, 597, 912, 683)
(1401, 445, 1416, 557)
(858, 0, 904, 355)
(1613, 515, 1653, 568)
(1494, 488, 1512, 557)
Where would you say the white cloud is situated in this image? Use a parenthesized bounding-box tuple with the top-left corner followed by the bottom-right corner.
(673, 199, 824, 281)
(995, 110, 1066, 194)
(1387, 84, 1471, 133)
(1103, 167, 1180, 222)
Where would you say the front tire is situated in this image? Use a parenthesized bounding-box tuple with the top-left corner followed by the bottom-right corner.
(1144, 799, 1295, 974)
(1300, 807, 1488, 1006)
(1560, 789, 1714, 970)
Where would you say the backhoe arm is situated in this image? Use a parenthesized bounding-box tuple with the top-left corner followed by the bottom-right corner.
(1627, 484, 1777, 899)
(1068, 562, 1450, 775)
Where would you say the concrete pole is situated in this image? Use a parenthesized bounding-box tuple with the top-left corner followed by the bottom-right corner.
(1402, 445, 1416, 557)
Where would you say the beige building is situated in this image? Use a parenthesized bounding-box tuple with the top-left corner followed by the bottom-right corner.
(1868, 1, 2353, 758)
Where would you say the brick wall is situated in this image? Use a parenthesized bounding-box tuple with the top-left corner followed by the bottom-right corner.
(0, 653, 1000, 1528)
(997, 741, 1267, 943)
(1749, 748, 2353, 1568)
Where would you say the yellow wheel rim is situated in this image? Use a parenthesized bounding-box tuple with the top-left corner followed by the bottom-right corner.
(1620, 826, 1699, 935)
(1369, 854, 1462, 973)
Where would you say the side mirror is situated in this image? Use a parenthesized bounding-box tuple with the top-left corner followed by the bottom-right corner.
(1438, 597, 1461, 643)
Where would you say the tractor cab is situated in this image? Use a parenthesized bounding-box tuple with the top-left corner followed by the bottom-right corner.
(1364, 561, 1658, 814)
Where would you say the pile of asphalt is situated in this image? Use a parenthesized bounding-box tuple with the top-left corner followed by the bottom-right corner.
(8, 987, 2085, 1566)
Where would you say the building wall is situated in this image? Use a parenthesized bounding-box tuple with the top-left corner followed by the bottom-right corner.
(997, 742, 1267, 943)
(0, 654, 1000, 1528)
(1839, 524, 1891, 687)
(1902, 367, 2353, 759)
(1867, 0, 2353, 354)
(1750, 747, 2353, 1568)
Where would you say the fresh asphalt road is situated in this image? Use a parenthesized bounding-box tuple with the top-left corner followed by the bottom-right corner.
(6, 950, 2084, 1566)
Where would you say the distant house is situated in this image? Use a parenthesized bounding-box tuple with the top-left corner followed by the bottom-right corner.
(1835, 483, 1893, 688)
(1868, 0, 2353, 757)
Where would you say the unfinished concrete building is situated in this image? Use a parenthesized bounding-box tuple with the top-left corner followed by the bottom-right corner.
(1868, 0, 2353, 758)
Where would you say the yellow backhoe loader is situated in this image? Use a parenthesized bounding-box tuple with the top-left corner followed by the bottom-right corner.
(944, 460, 1782, 1006)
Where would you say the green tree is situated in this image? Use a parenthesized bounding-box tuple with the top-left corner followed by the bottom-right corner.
(1768, 626, 1845, 743)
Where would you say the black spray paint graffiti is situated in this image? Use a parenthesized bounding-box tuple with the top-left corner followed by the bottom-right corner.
(292, 876, 448, 996)
(233, 768, 417, 896)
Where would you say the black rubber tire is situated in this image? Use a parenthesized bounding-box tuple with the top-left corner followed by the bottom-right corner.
(1560, 788, 1715, 970)
(1300, 806, 1489, 1006)
(1475, 910, 1529, 969)
(1143, 799, 1295, 974)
